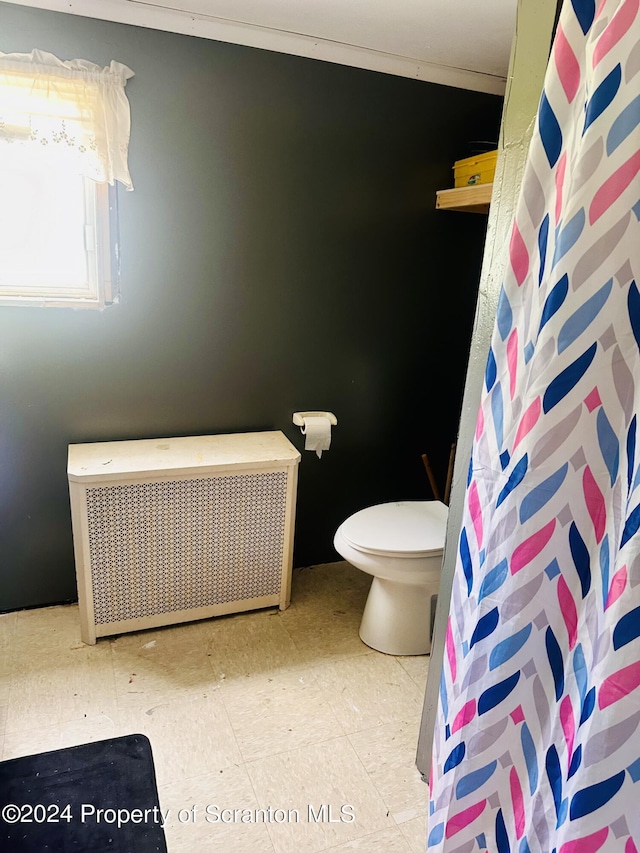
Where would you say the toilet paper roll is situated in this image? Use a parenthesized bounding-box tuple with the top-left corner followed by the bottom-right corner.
(301, 416, 332, 458)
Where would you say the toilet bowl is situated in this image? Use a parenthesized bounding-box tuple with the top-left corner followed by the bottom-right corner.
(333, 500, 448, 656)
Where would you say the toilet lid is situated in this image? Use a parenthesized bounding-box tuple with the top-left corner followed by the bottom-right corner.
(340, 501, 448, 557)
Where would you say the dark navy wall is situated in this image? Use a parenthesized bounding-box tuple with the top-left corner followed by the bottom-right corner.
(0, 2, 502, 610)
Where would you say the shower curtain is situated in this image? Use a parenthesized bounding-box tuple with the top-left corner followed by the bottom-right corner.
(429, 1, 640, 851)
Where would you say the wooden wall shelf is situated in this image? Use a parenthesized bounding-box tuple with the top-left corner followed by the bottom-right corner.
(435, 183, 493, 214)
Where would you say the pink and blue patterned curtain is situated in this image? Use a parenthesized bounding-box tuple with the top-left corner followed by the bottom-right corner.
(429, 1, 640, 850)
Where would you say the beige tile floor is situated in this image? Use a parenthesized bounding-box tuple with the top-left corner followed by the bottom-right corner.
(0, 562, 430, 852)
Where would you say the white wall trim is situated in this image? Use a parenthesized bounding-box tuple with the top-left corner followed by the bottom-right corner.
(0, 0, 507, 94)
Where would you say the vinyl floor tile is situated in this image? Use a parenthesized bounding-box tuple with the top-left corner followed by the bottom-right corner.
(2, 564, 430, 853)
(206, 608, 307, 682)
(0, 612, 17, 707)
(111, 622, 216, 709)
(314, 653, 424, 735)
(325, 826, 413, 851)
(116, 693, 242, 784)
(290, 563, 371, 607)
(246, 736, 394, 853)
(6, 643, 117, 734)
(159, 765, 275, 852)
(396, 655, 430, 693)
(0, 611, 17, 671)
(348, 717, 429, 823)
(2, 713, 118, 761)
(280, 606, 371, 665)
(221, 667, 345, 762)
(399, 814, 430, 853)
(0, 704, 6, 759)
(280, 564, 372, 664)
(0, 678, 10, 709)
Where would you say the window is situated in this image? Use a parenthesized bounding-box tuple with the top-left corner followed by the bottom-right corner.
(0, 50, 134, 308)
(0, 145, 116, 306)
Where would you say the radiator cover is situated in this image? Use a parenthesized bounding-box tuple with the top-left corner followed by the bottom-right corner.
(68, 432, 300, 644)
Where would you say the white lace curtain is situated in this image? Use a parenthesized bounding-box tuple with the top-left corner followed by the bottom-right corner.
(0, 49, 134, 190)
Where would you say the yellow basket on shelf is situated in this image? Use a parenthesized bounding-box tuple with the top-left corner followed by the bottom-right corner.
(453, 149, 498, 188)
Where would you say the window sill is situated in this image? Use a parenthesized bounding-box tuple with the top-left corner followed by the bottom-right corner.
(0, 295, 117, 310)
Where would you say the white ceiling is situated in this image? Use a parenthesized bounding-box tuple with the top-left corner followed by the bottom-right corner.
(3, 0, 519, 94)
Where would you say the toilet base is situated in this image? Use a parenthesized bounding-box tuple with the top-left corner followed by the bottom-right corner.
(359, 576, 438, 656)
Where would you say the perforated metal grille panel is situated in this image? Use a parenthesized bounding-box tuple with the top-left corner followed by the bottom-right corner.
(85, 471, 288, 625)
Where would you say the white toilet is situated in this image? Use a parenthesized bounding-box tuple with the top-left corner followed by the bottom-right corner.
(333, 500, 448, 656)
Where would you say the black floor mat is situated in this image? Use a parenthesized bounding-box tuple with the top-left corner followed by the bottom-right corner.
(0, 734, 167, 852)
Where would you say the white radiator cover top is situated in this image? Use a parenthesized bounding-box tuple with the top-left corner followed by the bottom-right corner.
(68, 431, 300, 644)
(68, 431, 301, 483)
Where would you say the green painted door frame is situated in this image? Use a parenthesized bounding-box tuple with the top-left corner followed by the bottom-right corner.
(416, 0, 561, 778)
